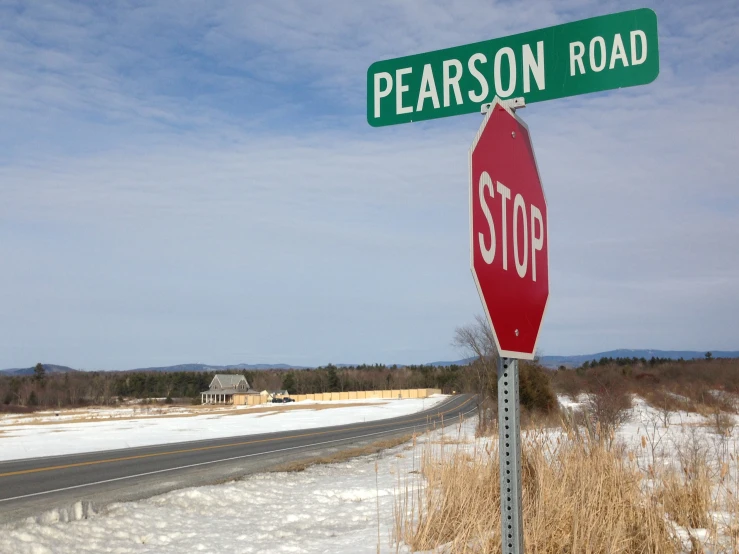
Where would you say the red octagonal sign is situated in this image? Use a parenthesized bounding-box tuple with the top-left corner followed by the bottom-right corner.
(469, 98, 549, 360)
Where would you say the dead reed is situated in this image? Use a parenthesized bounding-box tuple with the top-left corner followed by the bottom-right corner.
(395, 430, 679, 553)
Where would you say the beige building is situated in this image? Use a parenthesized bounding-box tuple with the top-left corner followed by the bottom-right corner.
(200, 374, 250, 404)
(210, 384, 443, 407)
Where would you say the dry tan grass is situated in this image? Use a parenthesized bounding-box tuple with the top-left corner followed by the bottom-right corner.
(428, 437, 472, 446)
(658, 468, 712, 529)
(395, 431, 680, 553)
(271, 434, 413, 473)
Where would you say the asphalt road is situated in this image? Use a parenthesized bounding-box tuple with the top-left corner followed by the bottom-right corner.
(0, 394, 476, 524)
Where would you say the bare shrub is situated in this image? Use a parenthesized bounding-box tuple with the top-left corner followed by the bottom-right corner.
(688, 388, 737, 417)
(585, 387, 632, 444)
(636, 408, 669, 473)
(474, 395, 497, 437)
(453, 317, 556, 436)
(710, 409, 735, 436)
(550, 366, 584, 398)
(453, 315, 498, 433)
(643, 388, 692, 425)
(550, 358, 739, 418)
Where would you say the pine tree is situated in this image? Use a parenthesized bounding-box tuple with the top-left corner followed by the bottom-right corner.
(327, 367, 340, 392)
(282, 372, 296, 394)
(33, 363, 46, 383)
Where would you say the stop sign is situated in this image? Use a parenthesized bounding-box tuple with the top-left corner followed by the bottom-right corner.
(469, 98, 549, 360)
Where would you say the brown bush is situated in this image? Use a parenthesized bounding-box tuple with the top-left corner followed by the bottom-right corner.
(550, 358, 739, 416)
(518, 362, 557, 414)
(586, 388, 632, 438)
(0, 404, 39, 414)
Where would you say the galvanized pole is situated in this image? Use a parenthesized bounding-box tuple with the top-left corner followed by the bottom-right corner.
(498, 357, 523, 553)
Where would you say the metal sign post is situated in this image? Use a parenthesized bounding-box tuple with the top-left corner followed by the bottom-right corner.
(470, 100, 543, 553)
(498, 357, 523, 553)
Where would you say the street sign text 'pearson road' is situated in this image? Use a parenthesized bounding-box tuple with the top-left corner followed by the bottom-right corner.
(368, 8, 658, 126)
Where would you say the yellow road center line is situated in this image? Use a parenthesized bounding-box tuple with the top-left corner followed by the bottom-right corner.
(0, 397, 472, 479)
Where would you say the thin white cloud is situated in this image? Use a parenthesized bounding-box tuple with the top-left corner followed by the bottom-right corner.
(0, 0, 737, 368)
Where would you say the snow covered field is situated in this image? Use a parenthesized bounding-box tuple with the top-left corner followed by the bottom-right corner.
(561, 393, 739, 550)
(4, 394, 738, 553)
(0, 415, 470, 554)
(0, 396, 448, 461)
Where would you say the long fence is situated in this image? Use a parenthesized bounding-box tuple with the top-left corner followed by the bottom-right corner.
(233, 388, 442, 406)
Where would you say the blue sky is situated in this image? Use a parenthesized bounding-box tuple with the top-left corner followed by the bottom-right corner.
(1, 0, 737, 370)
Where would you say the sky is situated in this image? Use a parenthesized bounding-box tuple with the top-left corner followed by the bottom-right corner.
(1, 0, 737, 370)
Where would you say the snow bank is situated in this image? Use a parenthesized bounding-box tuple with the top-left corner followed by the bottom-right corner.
(0, 418, 472, 554)
(0, 396, 448, 461)
(7, 394, 735, 553)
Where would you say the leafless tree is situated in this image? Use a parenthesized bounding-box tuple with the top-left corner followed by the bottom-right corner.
(585, 385, 632, 447)
(453, 314, 499, 432)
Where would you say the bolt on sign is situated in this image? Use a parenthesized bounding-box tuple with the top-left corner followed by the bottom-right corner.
(367, 8, 658, 126)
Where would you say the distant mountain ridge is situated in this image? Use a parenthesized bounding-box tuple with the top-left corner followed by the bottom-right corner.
(0, 362, 309, 375)
(2, 350, 737, 374)
(425, 350, 739, 369)
(0, 364, 78, 376)
(128, 363, 309, 373)
(539, 349, 739, 368)
(425, 358, 476, 367)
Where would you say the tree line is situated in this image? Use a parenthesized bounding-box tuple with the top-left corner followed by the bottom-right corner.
(576, 353, 714, 370)
(0, 362, 482, 409)
(1, 316, 560, 415)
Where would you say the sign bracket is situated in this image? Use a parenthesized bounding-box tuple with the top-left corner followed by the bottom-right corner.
(482, 98, 526, 114)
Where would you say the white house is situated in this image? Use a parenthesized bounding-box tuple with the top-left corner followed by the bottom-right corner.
(259, 389, 289, 399)
(201, 374, 251, 404)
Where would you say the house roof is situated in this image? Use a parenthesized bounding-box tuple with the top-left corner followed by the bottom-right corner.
(201, 387, 258, 395)
(209, 374, 250, 390)
(202, 388, 241, 395)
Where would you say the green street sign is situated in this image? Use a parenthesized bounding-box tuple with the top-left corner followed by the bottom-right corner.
(367, 8, 659, 127)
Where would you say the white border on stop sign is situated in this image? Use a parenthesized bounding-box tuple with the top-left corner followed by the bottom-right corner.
(468, 95, 550, 361)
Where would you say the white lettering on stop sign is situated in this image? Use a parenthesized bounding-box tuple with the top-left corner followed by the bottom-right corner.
(478, 171, 545, 282)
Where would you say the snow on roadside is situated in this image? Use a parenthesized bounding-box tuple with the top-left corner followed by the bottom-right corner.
(0, 417, 475, 554)
(0, 396, 448, 462)
(0, 398, 397, 425)
(6, 395, 735, 553)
